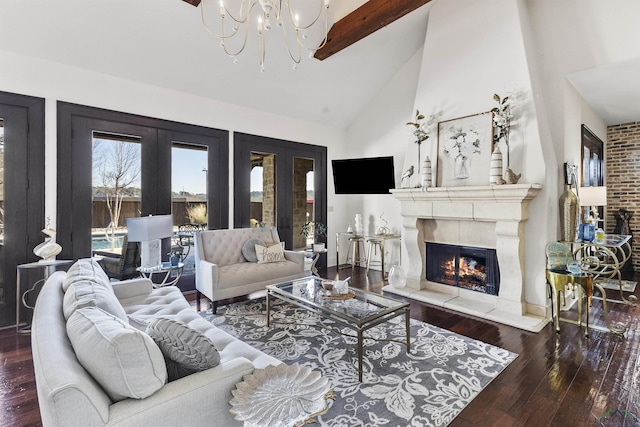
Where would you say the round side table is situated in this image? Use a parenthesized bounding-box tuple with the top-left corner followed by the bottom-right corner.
(137, 262, 184, 288)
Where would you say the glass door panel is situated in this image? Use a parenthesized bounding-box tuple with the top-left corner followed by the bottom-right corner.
(293, 157, 315, 250)
(91, 133, 142, 254)
(250, 152, 276, 228)
(171, 143, 208, 283)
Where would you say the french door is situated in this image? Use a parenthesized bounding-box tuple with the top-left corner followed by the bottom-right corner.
(233, 133, 327, 257)
(0, 92, 45, 327)
(57, 103, 229, 290)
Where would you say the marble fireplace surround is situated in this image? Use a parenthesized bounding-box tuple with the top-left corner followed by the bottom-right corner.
(384, 184, 547, 332)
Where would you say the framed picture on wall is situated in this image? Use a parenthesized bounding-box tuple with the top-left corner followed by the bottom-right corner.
(436, 111, 494, 187)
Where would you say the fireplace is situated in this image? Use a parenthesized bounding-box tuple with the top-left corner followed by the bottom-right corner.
(386, 184, 546, 332)
(426, 243, 499, 295)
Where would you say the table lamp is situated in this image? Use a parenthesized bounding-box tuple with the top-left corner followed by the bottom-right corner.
(579, 186, 607, 243)
(127, 215, 173, 269)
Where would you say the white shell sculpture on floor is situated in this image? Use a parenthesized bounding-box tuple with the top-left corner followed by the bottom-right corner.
(229, 363, 333, 427)
(33, 228, 62, 261)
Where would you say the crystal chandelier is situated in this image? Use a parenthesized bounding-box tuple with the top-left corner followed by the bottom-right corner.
(200, 0, 331, 71)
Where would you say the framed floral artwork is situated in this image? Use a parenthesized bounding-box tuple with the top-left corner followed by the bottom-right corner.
(436, 112, 494, 187)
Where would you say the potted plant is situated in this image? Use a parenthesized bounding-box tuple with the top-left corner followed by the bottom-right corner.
(300, 221, 327, 251)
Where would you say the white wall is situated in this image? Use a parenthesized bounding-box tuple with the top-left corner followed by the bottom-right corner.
(341, 48, 425, 268)
(343, 0, 640, 313)
(0, 49, 347, 265)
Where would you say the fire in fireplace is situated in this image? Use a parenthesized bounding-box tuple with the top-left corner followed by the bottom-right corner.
(425, 243, 500, 295)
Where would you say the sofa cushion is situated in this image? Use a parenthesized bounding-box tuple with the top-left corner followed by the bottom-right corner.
(255, 244, 285, 264)
(146, 317, 221, 381)
(241, 238, 265, 263)
(63, 280, 128, 322)
(66, 307, 167, 402)
(62, 258, 111, 292)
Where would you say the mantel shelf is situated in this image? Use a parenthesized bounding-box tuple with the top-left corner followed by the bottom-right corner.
(390, 183, 542, 204)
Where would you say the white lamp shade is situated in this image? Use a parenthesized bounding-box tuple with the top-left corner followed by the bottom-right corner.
(126, 215, 173, 242)
(579, 186, 607, 207)
(127, 215, 173, 268)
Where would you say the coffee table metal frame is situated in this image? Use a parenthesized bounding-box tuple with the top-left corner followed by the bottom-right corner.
(266, 276, 411, 382)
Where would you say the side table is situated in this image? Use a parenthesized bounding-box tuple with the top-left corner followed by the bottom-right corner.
(16, 259, 74, 333)
(137, 262, 184, 288)
(567, 234, 635, 305)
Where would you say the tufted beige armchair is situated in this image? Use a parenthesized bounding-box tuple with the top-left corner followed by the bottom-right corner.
(194, 227, 305, 313)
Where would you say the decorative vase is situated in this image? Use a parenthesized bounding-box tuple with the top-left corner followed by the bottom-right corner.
(170, 253, 180, 266)
(559, 184, 578, 242)
(354, 214, 363, 235)
(489, 147, 503, 185)
(454, 156, 470, 180)
(421, 156, 432, 188)
(387, 264, 407, 288)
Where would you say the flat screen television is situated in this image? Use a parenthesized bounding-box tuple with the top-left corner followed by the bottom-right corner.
(332, 156, 395, 194)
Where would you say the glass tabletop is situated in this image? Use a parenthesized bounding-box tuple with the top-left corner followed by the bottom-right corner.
(267, 276, 408, 325)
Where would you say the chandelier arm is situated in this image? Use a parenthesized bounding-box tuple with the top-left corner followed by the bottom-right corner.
(221, 0, 256, 26)
(275, 12, 302, 63)
(275, 0, 328, 61)
(285, 0, 326, 31)
(220, 10, 252, 57)
(200, 0, 241, 39)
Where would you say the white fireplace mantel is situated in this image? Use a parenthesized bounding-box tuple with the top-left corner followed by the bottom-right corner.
(385, 183, 547, 332)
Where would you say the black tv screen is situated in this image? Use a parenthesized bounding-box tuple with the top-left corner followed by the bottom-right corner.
(332, 156, 395, 194)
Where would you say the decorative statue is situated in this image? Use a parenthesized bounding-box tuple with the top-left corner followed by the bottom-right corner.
(33, 227, 62, 261)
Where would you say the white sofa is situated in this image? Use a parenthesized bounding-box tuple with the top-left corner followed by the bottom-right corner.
(31, 258, 280, 427)
(194, 227, 306, 312)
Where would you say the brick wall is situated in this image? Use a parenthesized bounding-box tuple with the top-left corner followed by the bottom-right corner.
(606, 121, 640, 271)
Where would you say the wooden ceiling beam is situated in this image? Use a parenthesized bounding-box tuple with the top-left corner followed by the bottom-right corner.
(182, 0, 201, 7)
(314, 0, 432, 61)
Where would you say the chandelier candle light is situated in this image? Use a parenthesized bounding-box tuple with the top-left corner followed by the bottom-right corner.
(200, 0, 330, 71)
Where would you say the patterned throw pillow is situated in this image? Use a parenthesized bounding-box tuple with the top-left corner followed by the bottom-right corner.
(255, 244, 285, 264)
(242, 238, 266, 262)
(146, 317, 220, 381)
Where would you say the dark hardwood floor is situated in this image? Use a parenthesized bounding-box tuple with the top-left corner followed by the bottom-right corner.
(2, 266, 640, 426)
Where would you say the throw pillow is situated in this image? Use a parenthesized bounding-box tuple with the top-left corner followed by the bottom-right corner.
(63, 279, 128, 322)
(146, 317, 220, 381)
(265, 241, 285, 249)
(241, 238, 265, 263)
(255, 243, 285, 264)
(66, 307, 167, 402)
(63, 258, 111, 292)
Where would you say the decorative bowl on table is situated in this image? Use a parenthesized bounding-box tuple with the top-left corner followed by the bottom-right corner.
(229, 363, 334, 427)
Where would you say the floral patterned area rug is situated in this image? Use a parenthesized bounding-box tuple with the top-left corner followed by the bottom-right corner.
(200, 298, 517, 426)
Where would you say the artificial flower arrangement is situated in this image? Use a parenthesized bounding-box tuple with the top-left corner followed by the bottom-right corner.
(491, 93, 513, 159)
(443, 127, 481, 160)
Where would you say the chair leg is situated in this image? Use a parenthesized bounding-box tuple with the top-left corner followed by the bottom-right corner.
(211, 301, 218, 314)
(196, 290, 201, 305)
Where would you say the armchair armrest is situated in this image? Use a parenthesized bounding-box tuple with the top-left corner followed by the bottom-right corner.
(195, 259, 219, 301)
(284, 250, 305, 266)
(112, 278, 154, 300)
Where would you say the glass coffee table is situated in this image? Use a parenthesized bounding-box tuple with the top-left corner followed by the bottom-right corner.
(266, 276, 411, 382)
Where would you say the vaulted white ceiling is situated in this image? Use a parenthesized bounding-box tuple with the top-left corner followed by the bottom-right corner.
(0, 0, 430, 129)
(1, 1, 637, 129)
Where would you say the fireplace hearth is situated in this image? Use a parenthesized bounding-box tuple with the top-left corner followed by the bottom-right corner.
(426, 243, 499, 295)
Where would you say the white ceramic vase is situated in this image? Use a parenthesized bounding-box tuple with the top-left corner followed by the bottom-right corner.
(421, 156, 432, 188)
(354, 214, 363, 235)
(490, 147, 503, 184)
